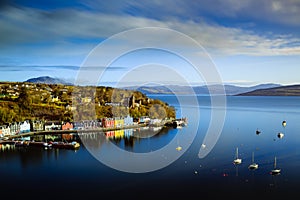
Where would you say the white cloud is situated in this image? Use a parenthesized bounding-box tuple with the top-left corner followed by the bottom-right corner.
(1, 3, 300, 65)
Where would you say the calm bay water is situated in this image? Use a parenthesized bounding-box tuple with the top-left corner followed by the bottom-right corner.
(1, 95, 300, 198)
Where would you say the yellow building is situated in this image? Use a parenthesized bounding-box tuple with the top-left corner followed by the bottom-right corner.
(114, 118, 124, 128)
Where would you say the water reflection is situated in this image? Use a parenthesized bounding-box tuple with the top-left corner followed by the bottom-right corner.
(78, 126, 176, 153)
(0, 142, 70, 170)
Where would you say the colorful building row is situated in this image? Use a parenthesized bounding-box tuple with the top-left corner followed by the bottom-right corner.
(101, 115, 134, 128)
(0, 120, 31, 137)
(0, 115, 145, 138)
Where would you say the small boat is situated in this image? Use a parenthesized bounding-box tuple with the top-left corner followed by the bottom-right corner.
(233, 147, 242, 165)
(270, 156, 281, 175)
(14, 140, 25, 147)
(14, 140, 30, 147)
(49, 141, 80, 150)
(28, 141, 50, 147)
(282, 120, 286, 128)
(256, 129, 261, 135)
(176, 146, 182, 151)
(248, 151, 258, 170)
(277, 132, 284, 139)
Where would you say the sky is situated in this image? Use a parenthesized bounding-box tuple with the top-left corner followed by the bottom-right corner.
(0, 0, 300, 87)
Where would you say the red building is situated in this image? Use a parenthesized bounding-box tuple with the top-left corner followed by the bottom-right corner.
(102, 118, 115, 128)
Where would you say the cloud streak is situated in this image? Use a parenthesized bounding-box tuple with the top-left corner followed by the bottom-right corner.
(0, 0, 300, 68)
(0, 65, 127, 72)
(82, 0, 300, 27)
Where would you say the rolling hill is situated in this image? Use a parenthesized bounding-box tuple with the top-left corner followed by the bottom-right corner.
(236, 84, 300, 96)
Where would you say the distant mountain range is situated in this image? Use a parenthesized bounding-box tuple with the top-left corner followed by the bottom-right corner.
(123, 83, 282, 95)
(24, 76, 300, 96)
(25, 76, 73, 85)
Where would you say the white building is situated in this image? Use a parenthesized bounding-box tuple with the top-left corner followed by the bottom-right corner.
(20, 120, 30, 133)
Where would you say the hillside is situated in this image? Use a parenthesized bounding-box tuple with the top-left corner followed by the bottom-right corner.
(0, 80, 176, 124)
(236, 84, 300, 96)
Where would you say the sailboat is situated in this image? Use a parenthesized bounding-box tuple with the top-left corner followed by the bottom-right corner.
(248, 151, 258, 170)
(270, 156, 281, 175)
(233, 147, 242, 165)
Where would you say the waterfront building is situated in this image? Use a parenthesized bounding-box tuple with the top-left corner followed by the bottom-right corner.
(44, 121, 62, 131)
(0, 125, 10, 137)
(82, 120, 99, 129)
(149, 118, 162, 126)
(31, 120, 44, 131)
(8, 122, 20, 135)
(62, 122, 74, 130)
(114, 117, 124, 128)
(139, 116, 150, 124)
(20, 120, 30, 134)
(102, 118, 115, 128)
(73, 121, 84, 130)
(124, 115, 134, 126)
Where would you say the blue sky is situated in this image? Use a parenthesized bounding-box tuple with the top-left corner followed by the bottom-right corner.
(0, 0, 300, 86)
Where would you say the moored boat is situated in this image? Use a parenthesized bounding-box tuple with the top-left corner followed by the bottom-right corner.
(248, 151, 258, 170)
(49, 141, 80, 150)
(233, 147, 242, 165)
(277, 132, 284, 139)
(270, 156, 281, 175)
(14, 140, 30, 147)
(28, 141, 52, 148)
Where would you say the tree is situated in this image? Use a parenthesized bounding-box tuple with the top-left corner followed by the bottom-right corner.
(0, 106, 18, 124)
(169, 106, 176, 118)
(18, 86, 31, 110)
(149, 104, 167, 119)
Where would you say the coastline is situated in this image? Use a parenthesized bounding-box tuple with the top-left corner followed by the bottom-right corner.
(2, 118, 186, 140)
(3, 123, 147, 140)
